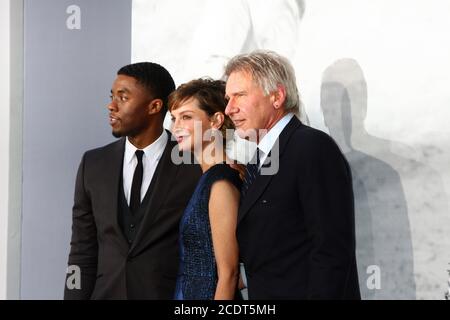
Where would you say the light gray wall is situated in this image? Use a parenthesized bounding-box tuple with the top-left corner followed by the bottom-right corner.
(21, 0, 131, 299)
(8, 0, 24, 300)
(0, 0, 23, 300)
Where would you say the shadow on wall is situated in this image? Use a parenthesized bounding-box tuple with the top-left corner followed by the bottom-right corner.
(321, 58, 416, 299)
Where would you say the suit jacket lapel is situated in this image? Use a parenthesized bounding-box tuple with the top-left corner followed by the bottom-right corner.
(238, 116, 302, 224)
(238, 169, 274, 224)
(130, 131, 180, 253)
(100, 138, 130, 253)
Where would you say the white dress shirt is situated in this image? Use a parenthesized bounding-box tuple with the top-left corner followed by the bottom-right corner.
(122, 130, 168, 205)
(256, 112, 294, 168)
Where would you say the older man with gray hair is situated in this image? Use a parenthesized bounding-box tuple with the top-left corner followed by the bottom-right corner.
(224, 50, 360, 299)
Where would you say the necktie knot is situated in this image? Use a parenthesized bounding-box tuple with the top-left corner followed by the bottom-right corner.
(135, 150, 144, 162)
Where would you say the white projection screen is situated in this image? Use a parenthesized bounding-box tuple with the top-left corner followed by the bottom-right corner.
(132, 0, 450, 300)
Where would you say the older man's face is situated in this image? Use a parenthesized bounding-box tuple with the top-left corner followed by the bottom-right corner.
(225, 70, 273, 141)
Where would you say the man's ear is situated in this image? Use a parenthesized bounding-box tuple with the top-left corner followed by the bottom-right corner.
(271, 85, 287, 110)
(210, 112, 225, 130)
(148, 98, 164, 115)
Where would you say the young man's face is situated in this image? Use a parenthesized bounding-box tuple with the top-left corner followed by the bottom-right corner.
(107, 74, 153, 138)
(225, 70, 273, 141)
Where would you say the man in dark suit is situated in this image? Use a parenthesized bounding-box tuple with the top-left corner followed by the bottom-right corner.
(64, 62, 202, 299)
(224, 51, 360, 299)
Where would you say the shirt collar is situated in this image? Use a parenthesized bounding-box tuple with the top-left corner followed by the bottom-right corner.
(124, 130, 168, 165)
(257, 113, 294, 156)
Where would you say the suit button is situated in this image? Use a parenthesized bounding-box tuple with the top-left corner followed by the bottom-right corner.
(128, 239, 132, 244)
(130, 224, 135, 229)
(262, 199, 268, 204)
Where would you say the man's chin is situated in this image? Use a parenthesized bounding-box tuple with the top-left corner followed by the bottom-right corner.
(112, 130, 123, 138)
(235, 129, 246, 140)
(236, 127, 258, 142)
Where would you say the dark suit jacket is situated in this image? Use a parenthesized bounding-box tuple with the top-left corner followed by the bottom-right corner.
(237, 116, 360, 299)
(64, 131, 202, 299)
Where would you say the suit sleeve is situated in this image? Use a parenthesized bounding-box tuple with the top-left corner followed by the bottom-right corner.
(298, 134, 356, 299)
(64, 153, 98, 299)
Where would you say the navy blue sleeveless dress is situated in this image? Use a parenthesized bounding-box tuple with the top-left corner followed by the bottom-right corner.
(174, 163, 242, 300)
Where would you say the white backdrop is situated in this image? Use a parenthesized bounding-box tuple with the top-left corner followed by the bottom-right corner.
(133, 0, 450, 299)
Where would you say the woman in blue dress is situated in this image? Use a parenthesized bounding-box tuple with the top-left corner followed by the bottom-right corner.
(168, 78, 242, 300)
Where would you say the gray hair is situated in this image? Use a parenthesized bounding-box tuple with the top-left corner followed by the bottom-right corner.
(224, 50, 301, 116)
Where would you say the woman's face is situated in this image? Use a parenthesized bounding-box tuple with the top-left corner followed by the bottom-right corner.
(170, 98, 214, 152)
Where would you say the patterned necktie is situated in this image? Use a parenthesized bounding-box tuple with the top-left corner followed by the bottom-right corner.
(241, 149, 261, 198)
(130, 150, 144, 214)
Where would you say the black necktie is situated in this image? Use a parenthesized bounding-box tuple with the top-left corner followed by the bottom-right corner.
(130, 150, 144, 214)
(241, 149, 261, 198)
